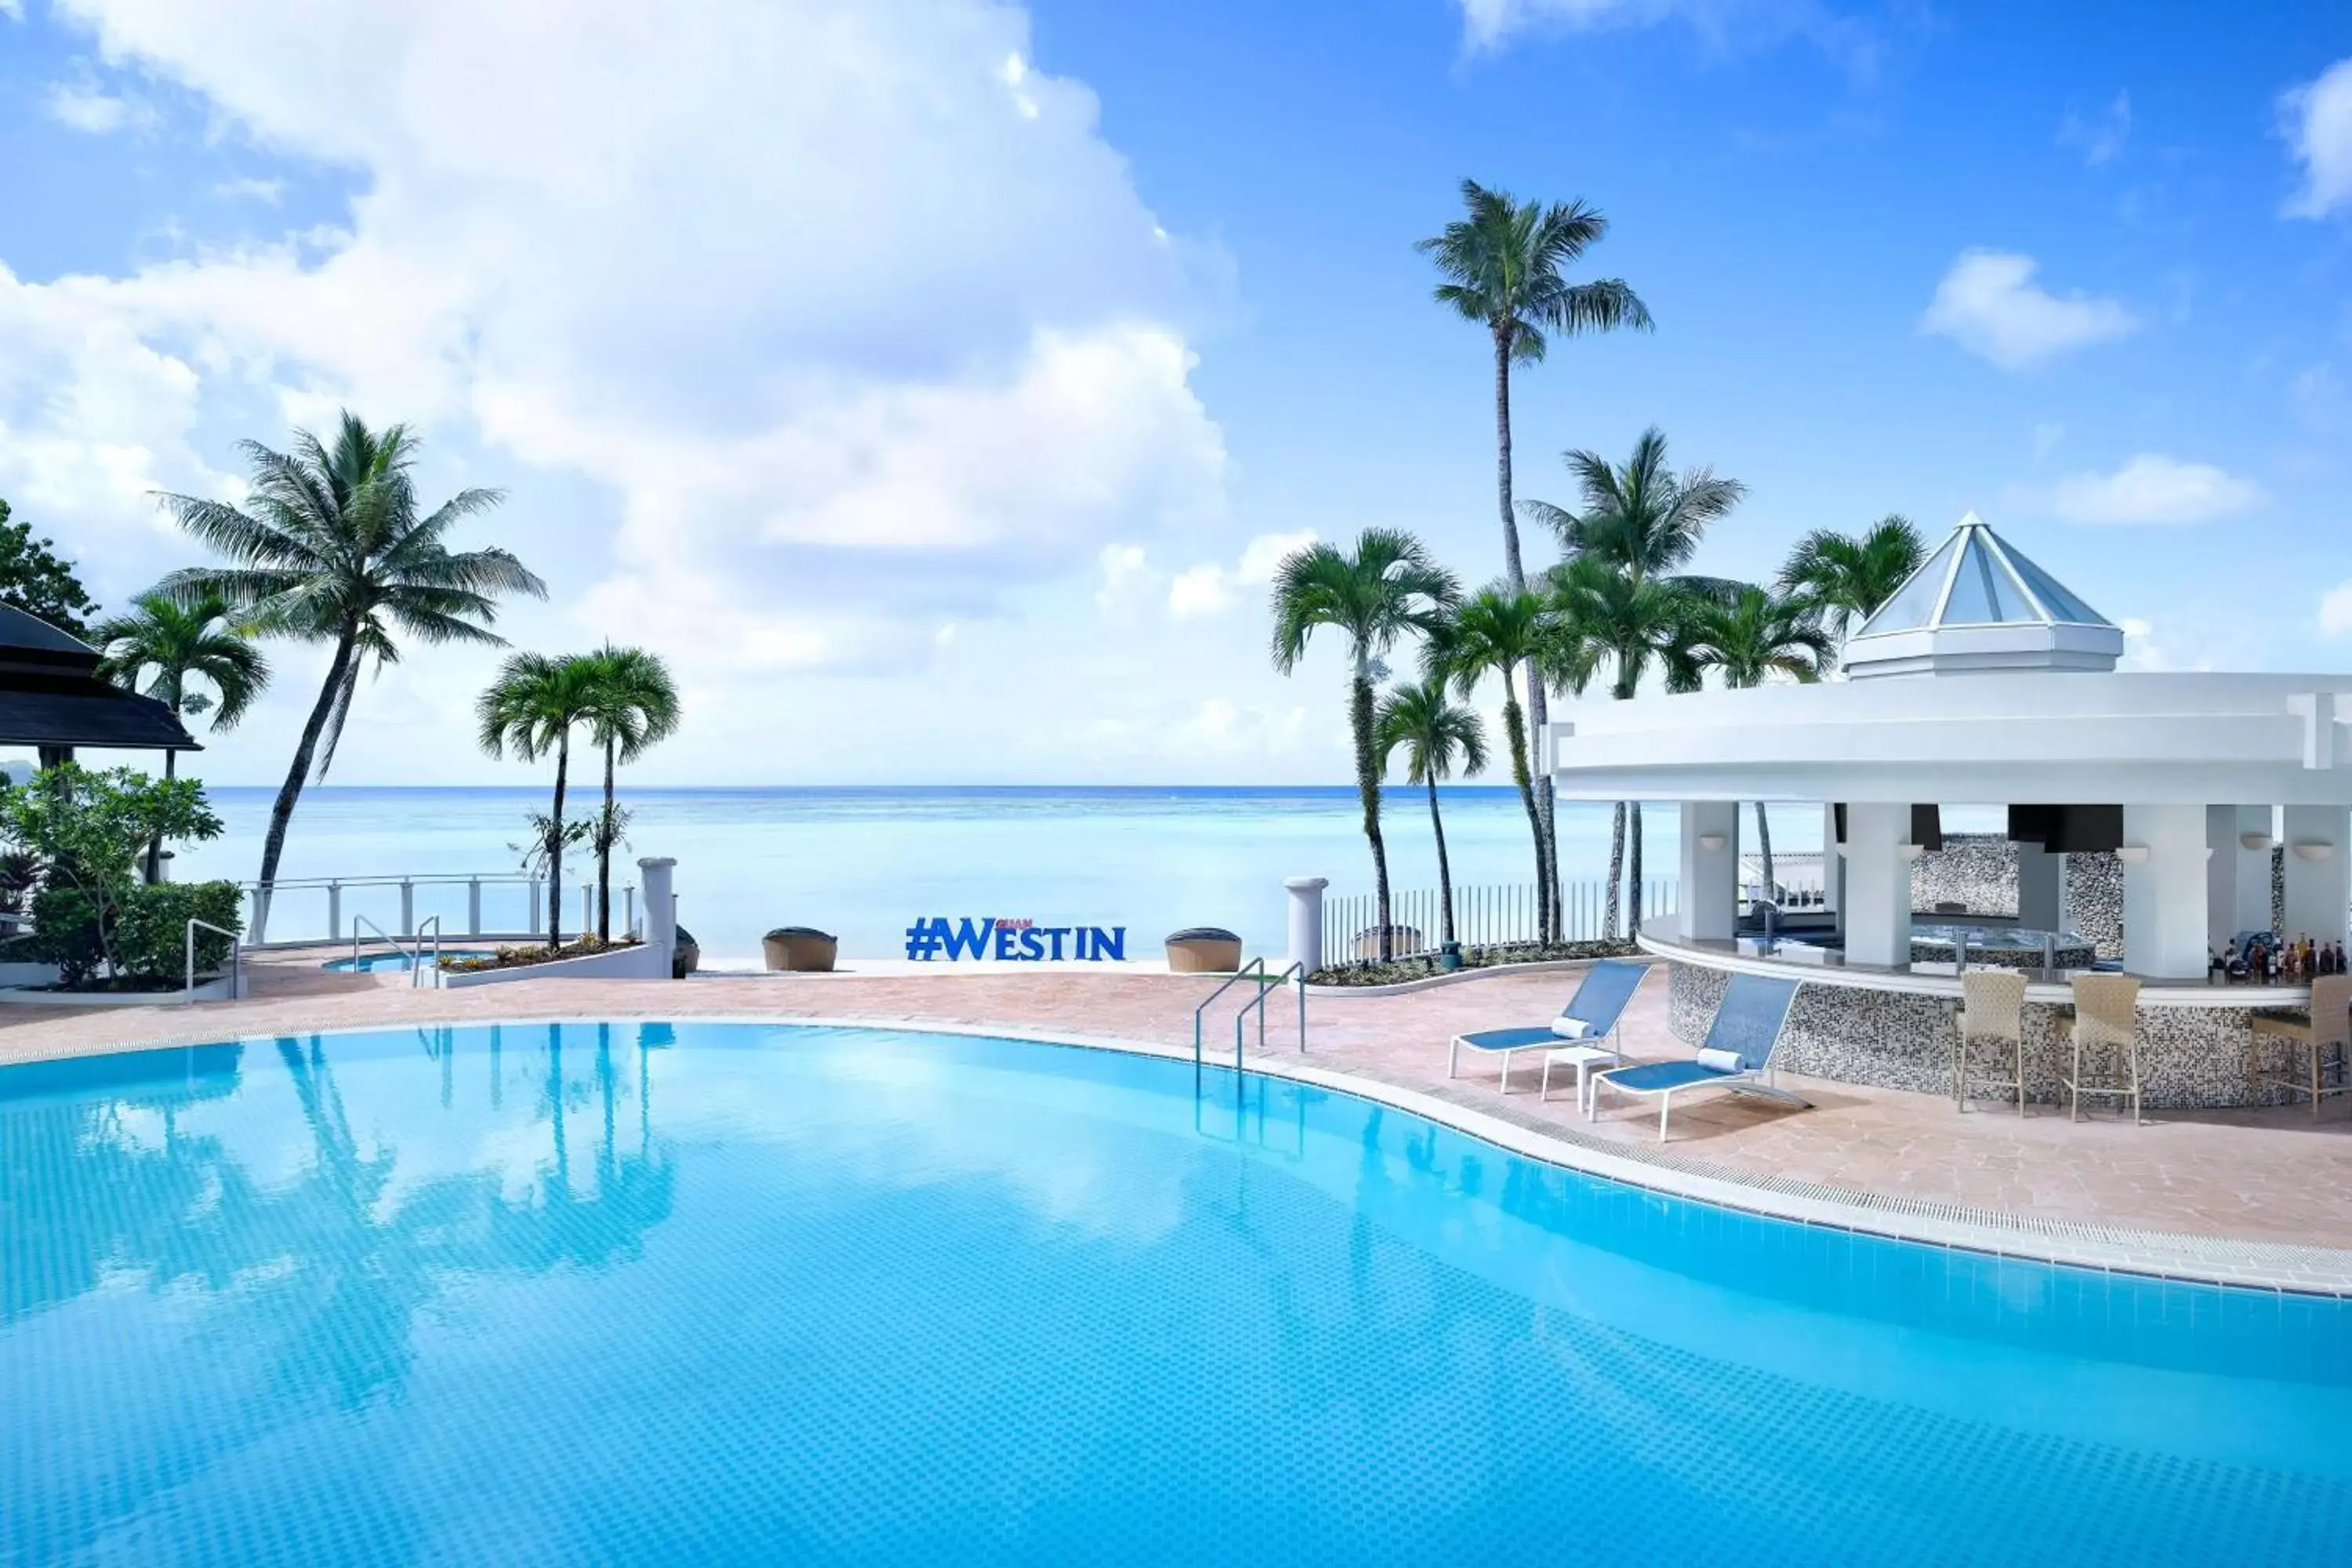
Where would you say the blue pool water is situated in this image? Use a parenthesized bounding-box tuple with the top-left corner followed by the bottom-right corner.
(3, 1023, 2348, 1565)
(320, 949, 500, 973)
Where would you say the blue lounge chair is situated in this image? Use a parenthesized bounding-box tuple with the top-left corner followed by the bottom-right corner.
(1590, 972, 1810, 1141)
(1446, 959, 1649, 1098)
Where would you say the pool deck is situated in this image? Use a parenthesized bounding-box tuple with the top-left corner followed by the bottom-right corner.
(6, 951, 2352, 1292)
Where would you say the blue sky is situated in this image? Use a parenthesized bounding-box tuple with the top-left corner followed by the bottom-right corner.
(0, 0, 2347, 786)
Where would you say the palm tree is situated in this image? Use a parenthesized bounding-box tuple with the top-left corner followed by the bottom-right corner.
(1683, 585, 1832, 895)
(1418, 179, 1651, 936)
(1545, 554, 1708, 937)
(154, 412, 545, 906)
(1526, 427, 1744, 937)
(576, 644, 681, 942)
(1375, 676, 1487, 950)
(1425, 586, 1554, 935)
(1271, 530, 1460, 963)
(477, 653, 599, 949)
(92, 590, 270, 881)
(1777, 514, 1926, 655)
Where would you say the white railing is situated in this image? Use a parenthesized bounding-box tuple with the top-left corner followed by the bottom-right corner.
(240, 873, 634, 949)
(1321, 878, 1681, 964)
(182, 918, 242, 1004)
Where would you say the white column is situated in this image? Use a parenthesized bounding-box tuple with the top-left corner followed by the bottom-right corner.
(1678, 800, 1740, 942)
(2122, 805, 2209, 979)
(1285, 876, 1327, 975)
(1841, 802, 1913, 967)
(2280, 806, 2351, 947)
(2207, 804, 2272, 950)
(638, 856, 677, 975)
(2016, 840, 2062, 932)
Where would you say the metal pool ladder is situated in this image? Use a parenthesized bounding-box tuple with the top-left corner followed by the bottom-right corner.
(181, 918, 243, 1005)
(1192, 958, 1308, 1074)
(351, 914, 444, 987)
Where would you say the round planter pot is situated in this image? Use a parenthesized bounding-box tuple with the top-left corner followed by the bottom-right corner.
(1165, 927, 1243, 973)
(762, 927, 839, 973)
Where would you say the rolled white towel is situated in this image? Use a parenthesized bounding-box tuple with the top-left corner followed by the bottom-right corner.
(1695, 1047, 1745, 1074)
(1550, 1016, 1590, 1039)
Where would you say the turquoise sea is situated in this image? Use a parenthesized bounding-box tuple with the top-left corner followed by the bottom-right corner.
(167, 786, 1811, 962)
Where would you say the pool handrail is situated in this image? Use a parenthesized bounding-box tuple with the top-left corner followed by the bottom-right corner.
(1192, 956, 1267, 1069)
(1235, 960, 1306, 1070)
(352, 913, 444, 988)
(182, 918, 242, 1006)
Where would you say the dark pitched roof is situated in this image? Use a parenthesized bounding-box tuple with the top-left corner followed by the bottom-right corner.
(0, 604, 201, 752)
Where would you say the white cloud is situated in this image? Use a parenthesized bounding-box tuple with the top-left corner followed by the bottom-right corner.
(2047, 454, 2267, 525)
(1167, 562, 1233, 621)
(2291, 364, 2352, 434)
(1452, 0, 1890, 74)
(1919, 251, 2139, 370)
(1174, 698, 1309, 757)
(0, 1, 24, 20)
(44, 78, 155, 134)
(2281, 56, 2352, 220)
(2321, 584, 2352, 638)
(2031, 421, 2065, 460)
(1236, 528, 1315, 583)
(211, 175, 284, 203)
(2058, 91, 2130, 166)
(1094, 542, 1150, 611)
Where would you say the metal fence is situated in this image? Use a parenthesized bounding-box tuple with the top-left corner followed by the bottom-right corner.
(241, 873, 637, 949)
(1321, 878, 1681, 964)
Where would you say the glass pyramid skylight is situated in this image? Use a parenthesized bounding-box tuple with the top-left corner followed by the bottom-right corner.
(1844, 513, 2122, 679)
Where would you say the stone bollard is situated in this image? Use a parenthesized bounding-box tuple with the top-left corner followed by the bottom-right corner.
(1285, 876, 1328, 977)
(639, 857, 677, 975)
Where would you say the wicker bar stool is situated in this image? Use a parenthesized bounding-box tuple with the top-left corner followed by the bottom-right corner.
(2249, 973, 2352, 1117)
(1951, 969, 2029, 1115)
(2057, 973, 2143, 1124)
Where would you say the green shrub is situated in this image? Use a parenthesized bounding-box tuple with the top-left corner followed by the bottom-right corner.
(113, 881, 245, 985)
(26, 884, 104, 986)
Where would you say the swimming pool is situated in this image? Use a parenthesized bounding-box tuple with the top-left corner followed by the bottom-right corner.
(3, 1022, 2347, 1563)
(321, 948, 499, 972)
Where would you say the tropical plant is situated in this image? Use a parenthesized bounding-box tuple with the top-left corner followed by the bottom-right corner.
(1777, 514, 1926, 652)
(1682, 585, 1833, 893)
(1375, 675, 1487, 950)
(1526, 426, 1744, 938)
(153, 412, 546, 903)
(0, 764, 224, 984)
(0, 498, 100, 637)
(111, 880, 244, 985)
(93, 590, 270, 880)
(1425, 586, 1555, 935)
(1418, 178, 1650, 937)
(1270, 529, 1460, 963)
(0, 849, 41, 914)
(575, 644, 681, 941)
(478, 653, 600, 949)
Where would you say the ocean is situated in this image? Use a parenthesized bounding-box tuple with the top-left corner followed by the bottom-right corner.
(165, 786, 1819, 963)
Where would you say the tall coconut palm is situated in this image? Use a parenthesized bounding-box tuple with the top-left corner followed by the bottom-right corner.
(1777, 514, 1926, 654)
(1425, 586, 1555, 936)
(1375, 676, 1487, 950)
(1683, 585, 1833, 895)
(1418, 179, 1650, 935)
(92, 590, 270, 881)
(154, 412, 545, 906)
(576, 644, 681, 942)
(1546, 554, 1707, 937)
(477, 653, 600, 949)
(1271, 530, 1459, 963)
(1526, 427, 1744, 936)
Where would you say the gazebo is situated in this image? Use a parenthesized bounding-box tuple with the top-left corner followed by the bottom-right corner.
(0, 604, 199, 769)
(1547, 514, 2352, 1109)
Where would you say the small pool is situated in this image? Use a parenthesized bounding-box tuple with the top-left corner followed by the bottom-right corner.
(321, 948, 499, 972)
(3, 1023, 2347, 1563)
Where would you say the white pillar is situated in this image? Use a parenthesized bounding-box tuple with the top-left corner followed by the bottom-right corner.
(2123, 805, 2209, 979)
(1285, 877, 1327, 975)
(1841, 803, 1913, 967)
(2280, 806, 2351, 947)
(1679, 800, 1740, 942)
(2016, 840, 2062, 932)
(2208, 804, 2271, 951)
(638, 856, 677, 975)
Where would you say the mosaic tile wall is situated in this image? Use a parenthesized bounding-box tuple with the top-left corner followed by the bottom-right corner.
(1665, 960, 2324, 1110)
(1907, 833, 2125, 960)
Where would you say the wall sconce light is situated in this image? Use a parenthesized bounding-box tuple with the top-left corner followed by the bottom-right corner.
(1697, 833, 1727, 851)
(2117, 844, 2152, 866)
(2241, 831, 2274, 852)
(1897, 843, 1926, 862)
(2293, 841, 2336, 863)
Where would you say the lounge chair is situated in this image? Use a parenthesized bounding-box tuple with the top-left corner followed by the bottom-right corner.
(1446, 959, 1648, 1099)
(1590, 972, 1809, 1141)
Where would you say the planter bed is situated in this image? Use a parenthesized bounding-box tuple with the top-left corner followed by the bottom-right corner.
(1308, 938, 1639, 989)
(437, 938, 668, 989)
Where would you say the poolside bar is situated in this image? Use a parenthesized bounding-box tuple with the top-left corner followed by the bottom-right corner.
(1550, 515, 2352, 1109)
